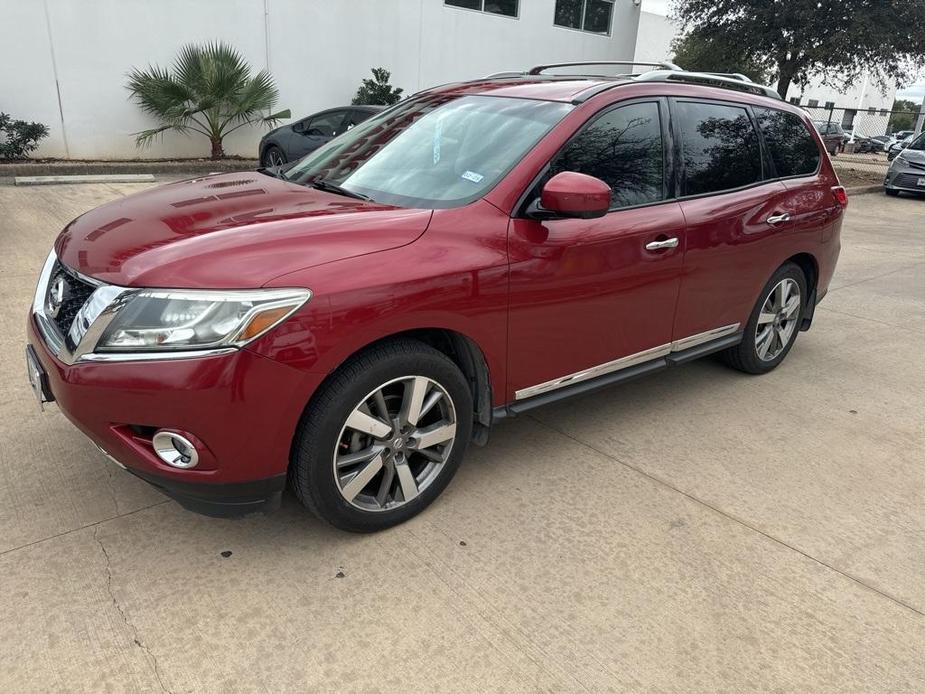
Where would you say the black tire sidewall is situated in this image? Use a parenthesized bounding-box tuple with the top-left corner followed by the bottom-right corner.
(262, 145, 285, 168)
(293, 343, 473, 532)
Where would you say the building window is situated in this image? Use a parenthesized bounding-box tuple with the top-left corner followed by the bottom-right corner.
(807, 99, 819, 108)
(789, 97, 800, 105)
(554, 0, 614, 35)
(867, 106, 876, 114)
(824, 101, 835, 109)
(879, 109, 888, 116)
(444, 0, 518, 18)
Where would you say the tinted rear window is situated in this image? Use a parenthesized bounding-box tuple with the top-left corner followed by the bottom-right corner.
(676, 101, 762, 196)
(757, 108, 821, 177)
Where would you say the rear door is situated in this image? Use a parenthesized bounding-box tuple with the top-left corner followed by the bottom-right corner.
(671, 99, 789, 341)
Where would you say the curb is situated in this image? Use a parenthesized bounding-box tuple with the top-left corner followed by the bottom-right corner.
(15, 174, 157, 186)
(0, 159, 259, 176)
(845, 184, 884, 196)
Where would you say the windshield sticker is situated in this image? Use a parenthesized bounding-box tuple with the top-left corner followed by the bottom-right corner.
(461, 170, 484, 184)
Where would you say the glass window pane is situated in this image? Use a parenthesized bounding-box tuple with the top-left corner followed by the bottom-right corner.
(306, 111, 346, 137)
(677, 101, 762, 196)
(550, 102, 664, 209)
(445, 0, 482, 10)
(583, 0, 613, 33)
(756, 108, 820, 177)
(287, 95, 571, 209)
(485, 0, 518, 16)
(554, 0, 583, 29)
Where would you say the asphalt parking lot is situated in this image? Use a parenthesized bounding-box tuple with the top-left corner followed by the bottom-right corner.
(2, 182, 924, 693)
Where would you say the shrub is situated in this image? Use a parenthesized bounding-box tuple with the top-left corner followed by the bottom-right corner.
(352, 68, 404, 106)
(0, 113, 50, 159)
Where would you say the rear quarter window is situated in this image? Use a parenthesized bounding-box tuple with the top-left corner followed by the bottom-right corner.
(757, 108, 821, 178)
(676, 101, 762, 196)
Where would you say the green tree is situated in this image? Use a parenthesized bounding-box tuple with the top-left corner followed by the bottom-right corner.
(126, 42, 290, 159)
(352, 68, 404, 106)
(888, 99, 921, 133)
(671, 30, 773, 84)
(670, 0, 925, 98)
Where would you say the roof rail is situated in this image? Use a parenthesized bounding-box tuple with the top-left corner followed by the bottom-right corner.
(528, 61, 682, 76)
(634, 70, 782, 100)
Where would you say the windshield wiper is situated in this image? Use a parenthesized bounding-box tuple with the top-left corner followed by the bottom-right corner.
(308, 178, 370, 201)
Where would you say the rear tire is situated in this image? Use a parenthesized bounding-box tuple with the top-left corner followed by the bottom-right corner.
(289, 339, 472, 532)
(722, 263, 807, 375)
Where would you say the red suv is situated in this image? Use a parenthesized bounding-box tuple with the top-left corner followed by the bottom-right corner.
(26, 64, 844, 531)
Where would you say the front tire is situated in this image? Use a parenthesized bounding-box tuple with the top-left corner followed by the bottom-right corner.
(722, 263, 807, 375)
(885, 188, 900, 197)
(261, 145, 287, 168)
(290, 339, 472, 532)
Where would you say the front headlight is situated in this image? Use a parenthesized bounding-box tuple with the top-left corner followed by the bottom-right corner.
(96, 288, 311, 352)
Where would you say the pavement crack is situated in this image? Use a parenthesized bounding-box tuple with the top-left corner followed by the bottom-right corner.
(94, 526, 172, 694)
(528, 414, 925, 620)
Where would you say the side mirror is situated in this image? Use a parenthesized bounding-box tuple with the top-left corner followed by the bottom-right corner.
(292, 121, 305, 134)
(534, 172, 611, 220)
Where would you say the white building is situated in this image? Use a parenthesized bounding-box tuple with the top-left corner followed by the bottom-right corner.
(784, 74, 898, 137)
(3, 0, 652, 160)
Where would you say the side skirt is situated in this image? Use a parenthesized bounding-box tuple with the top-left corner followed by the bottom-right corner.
(492, 331, 743, 420)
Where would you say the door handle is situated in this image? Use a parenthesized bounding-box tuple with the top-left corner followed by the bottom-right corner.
(645, 237, 679, 251)
(767, 213, 791, 226)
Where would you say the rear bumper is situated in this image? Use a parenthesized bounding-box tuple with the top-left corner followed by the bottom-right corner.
(26, 315, 322, 516)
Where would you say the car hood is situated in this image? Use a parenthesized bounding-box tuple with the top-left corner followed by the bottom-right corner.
(897, 149, 925, 166)
(55, 172, 432, 288)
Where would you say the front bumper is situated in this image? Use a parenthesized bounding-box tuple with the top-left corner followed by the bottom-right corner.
(27, 315, 322, 517)
(884, 164, 925, 193)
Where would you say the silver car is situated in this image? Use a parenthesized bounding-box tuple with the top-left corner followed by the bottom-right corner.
(885, 132, 925, 196)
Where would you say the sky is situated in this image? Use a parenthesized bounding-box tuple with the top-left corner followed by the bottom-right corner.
(642, 0, 670, 15)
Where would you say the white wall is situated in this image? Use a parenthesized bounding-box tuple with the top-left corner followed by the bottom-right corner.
(1, 0, 642, 160)
(632, 10, 678, 65)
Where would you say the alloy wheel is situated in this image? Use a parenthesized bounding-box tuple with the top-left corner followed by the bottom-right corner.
(755, 278, 801, 362)
(333, 376, 457, 512)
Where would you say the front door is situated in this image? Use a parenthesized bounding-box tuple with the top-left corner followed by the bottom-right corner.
(506, 100, 684, 402)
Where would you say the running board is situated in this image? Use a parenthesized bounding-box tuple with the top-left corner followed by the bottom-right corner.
(493, 330, 743, 419)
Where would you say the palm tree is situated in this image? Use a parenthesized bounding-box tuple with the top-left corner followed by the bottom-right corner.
(126, 42, 290, 159)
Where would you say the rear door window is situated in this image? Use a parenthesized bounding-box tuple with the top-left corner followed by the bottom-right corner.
(548, 101, 665, 209)
(755, 108, 821, 177)
(676, 101, 762, 196)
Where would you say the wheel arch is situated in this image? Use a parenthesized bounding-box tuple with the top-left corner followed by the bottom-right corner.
(297, 328, 495, 450)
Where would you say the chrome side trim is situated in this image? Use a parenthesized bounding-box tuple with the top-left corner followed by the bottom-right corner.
(78, 348, 238, 363)
(670, 323, 740, 353)
(514, 323, 741, 401)
(515, 343, 673, 400)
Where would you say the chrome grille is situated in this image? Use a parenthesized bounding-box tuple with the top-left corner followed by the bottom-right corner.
(46, 261, 97, 336)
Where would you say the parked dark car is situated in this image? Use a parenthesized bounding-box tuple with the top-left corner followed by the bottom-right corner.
(812, 121, 844, 155)
(885, 132, 925, 196)
(887, 135, 914, 161)
(27, 63, 844, 531)
(868, 135, 891, 152)
(259, 105, 385, 167)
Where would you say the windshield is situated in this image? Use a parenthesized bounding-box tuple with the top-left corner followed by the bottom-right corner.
(285, 94, 572, 208)
(907, 132, 925, 151)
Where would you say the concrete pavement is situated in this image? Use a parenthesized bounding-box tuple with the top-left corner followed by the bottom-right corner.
(1, 183, 924, 692)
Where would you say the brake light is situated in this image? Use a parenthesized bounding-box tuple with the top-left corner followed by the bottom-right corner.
(832, 186, 848, 207)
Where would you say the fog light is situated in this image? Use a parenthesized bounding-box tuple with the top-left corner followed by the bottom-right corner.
(152, 431, 199, 469)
